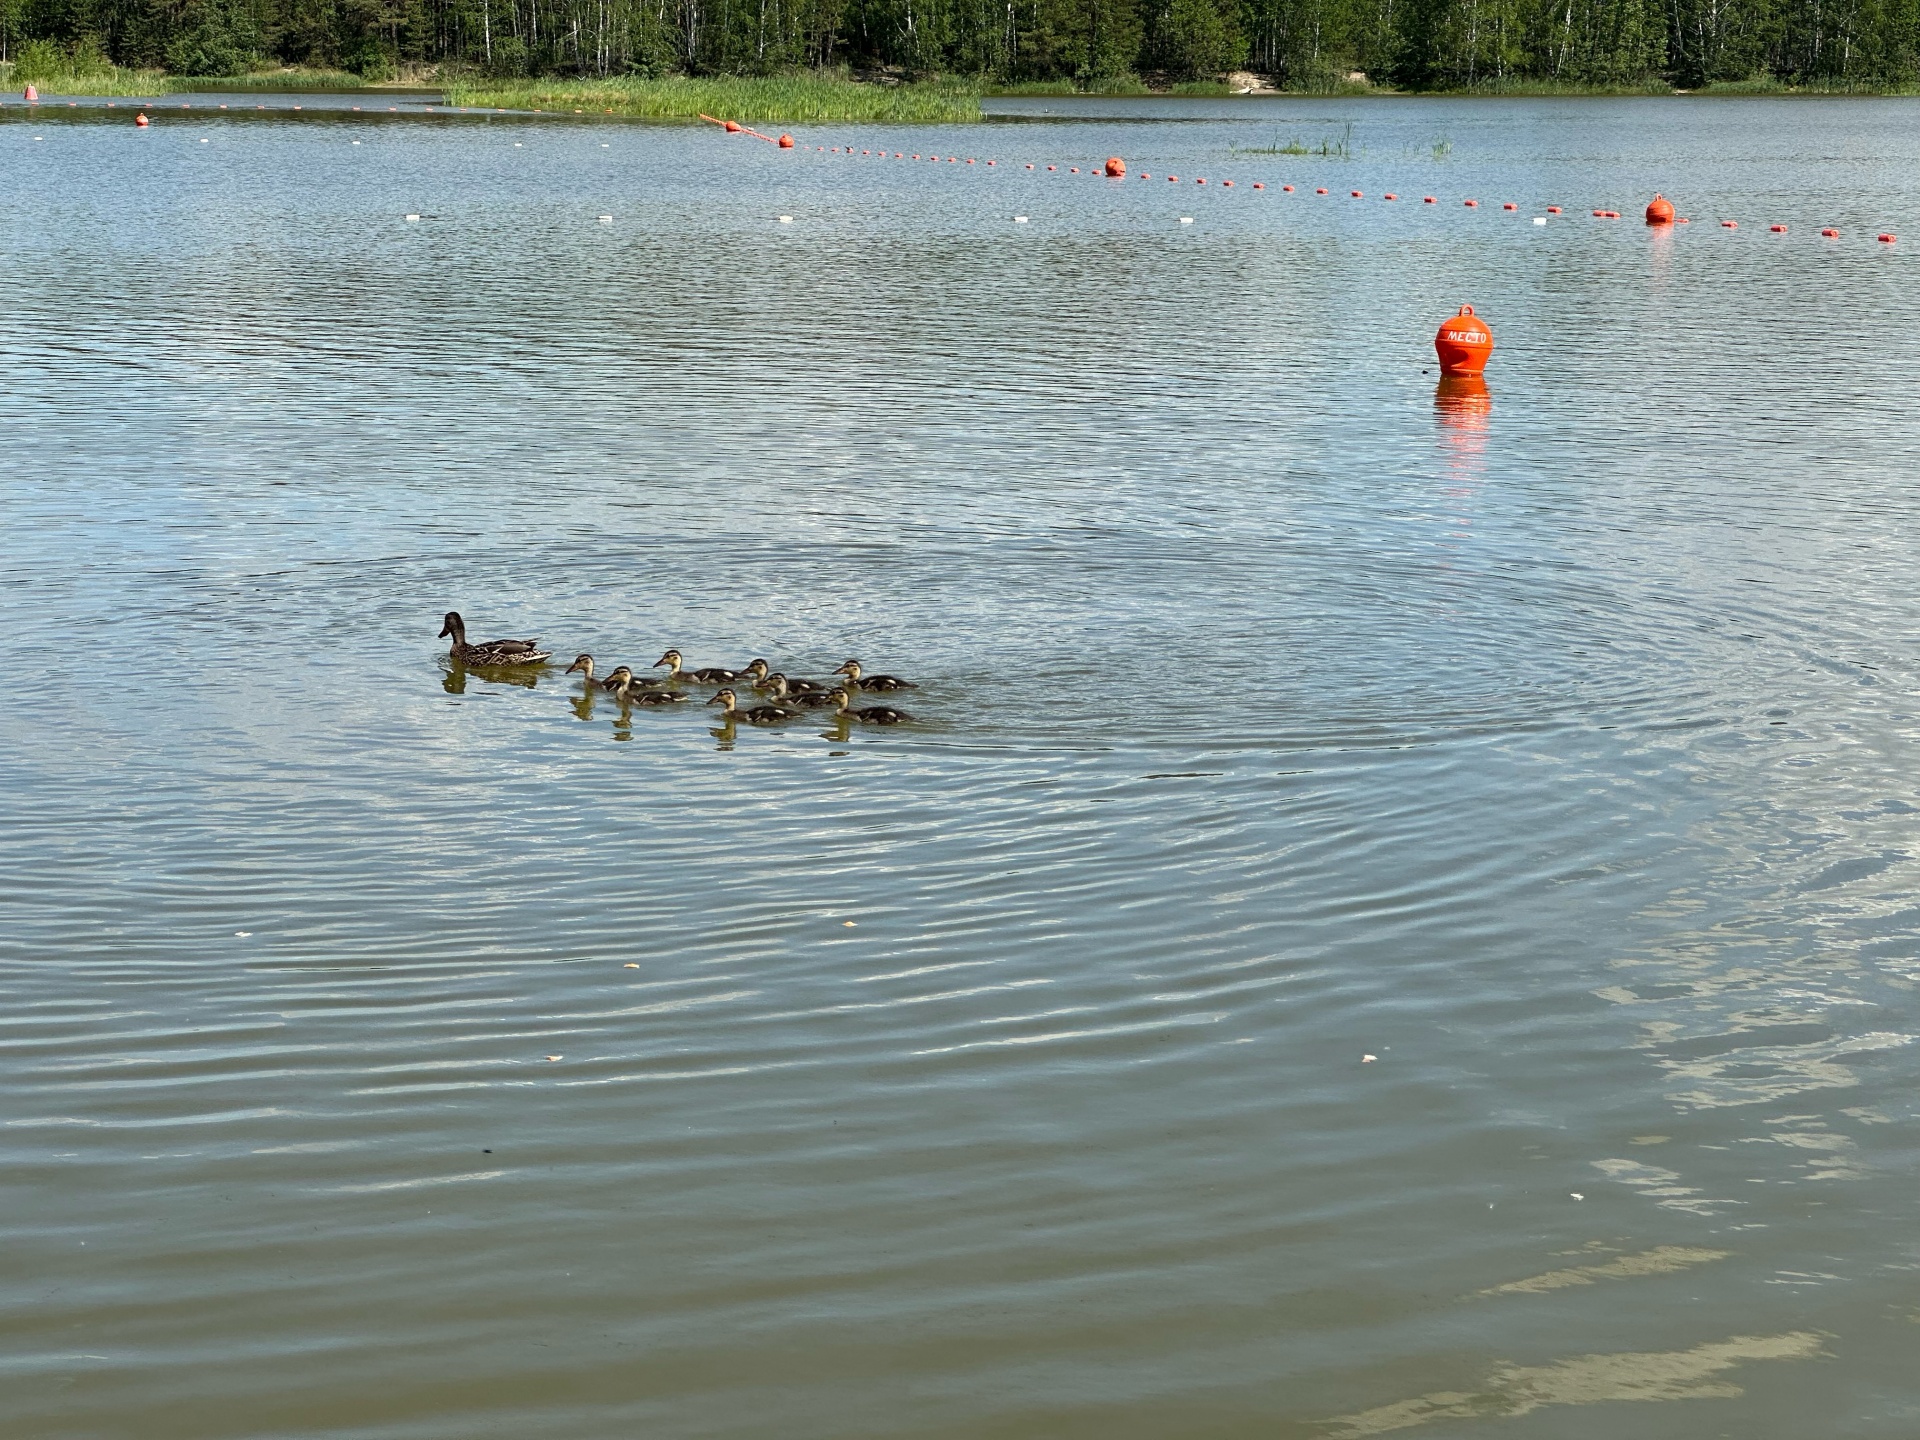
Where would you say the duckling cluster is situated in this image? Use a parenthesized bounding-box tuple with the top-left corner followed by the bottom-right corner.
(439, 612, 917, 726)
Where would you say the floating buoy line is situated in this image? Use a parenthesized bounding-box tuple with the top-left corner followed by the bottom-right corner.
(692, 114, 1901, 250)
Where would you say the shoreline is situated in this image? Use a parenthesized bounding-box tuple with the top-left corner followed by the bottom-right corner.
(9, 66, 1920, 124)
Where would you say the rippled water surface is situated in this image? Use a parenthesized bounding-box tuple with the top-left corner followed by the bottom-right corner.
(5, 95, 1920, 1438)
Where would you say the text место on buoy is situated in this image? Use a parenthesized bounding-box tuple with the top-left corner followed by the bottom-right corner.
(1435, 305, 1494, 377)
(1646, 193, 1675, 225)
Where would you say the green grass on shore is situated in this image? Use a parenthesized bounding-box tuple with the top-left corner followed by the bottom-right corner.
(442, 73, 984, 123)
(0, 61, 403, 96)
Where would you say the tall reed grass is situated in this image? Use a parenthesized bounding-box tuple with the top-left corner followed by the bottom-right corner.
(443, 73, 983, 122)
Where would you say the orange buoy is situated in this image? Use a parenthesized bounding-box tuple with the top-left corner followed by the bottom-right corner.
(135, 113, 149, 127)
(24, 83, 38, 102)
(1281, 184, 1292, 191)
(1770, 224, 1787, 232)
(1197, 178, 1207, 184)
(1722, 220, 1738, 228)
(1316, 187, 1328, 194)
(1879, 232, 1897, 243)
(1351, 189, 1362, 197)
(778, 134, 794, 148)
(1169, 175, 1179, 182)
(1252, 182, 1264, 190)
(1502, 202, 1517, 210)
(1821, 227, 1839, 237)
(1384, 192, 1396, 200)
(1047, 164, 1056, 170)
(1105, 156, 1125, 177)
(1222, 180, 1233, 187)
(1645, 194, 1674, 225)
(1464, 199, 1478, 207)
(1423, 196, 1436, 203)
(724, 120, 741, 132)
(1546, 205, 1562, 214)
(1434, 304, 1494, 377)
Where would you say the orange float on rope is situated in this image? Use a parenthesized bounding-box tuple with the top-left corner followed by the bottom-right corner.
(1434, 304, 1494, 377)
(1722, 219, 1738, 228)
(1645, 193, 1674, 224)
(778, 134, 794, 147)
(1383, 192, 1396, 200)
(725, 120, 742, 132)
(1770, 224, 1787, 232)
(1105, 156, 1126, 176)
(1821, 227, 1839, 237)
(135, 113, 149, 127)
(1879, 232, 1897, 243)
(1351, 189, 1362, 197)
(1464, 199, 1478, 207)
(1502, 202, 1517, 210)
(1423, 196, 1435, 203)
(1252, 183, 1264, 189)
(1316, 187, 1328, 194)
(1546, 205, 1562, 214)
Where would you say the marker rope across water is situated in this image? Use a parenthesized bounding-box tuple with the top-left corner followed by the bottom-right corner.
(700, 116, 1900, 247)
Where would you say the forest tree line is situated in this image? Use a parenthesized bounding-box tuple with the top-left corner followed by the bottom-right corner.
(3, 0, 1917, 92)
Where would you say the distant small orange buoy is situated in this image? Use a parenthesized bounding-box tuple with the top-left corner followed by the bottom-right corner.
(1423, 196, 1435, 204)
(1821, 227, 1839, 237)
(1252, 183, 1264, 190)
(1546, 206, 1562, 214)
(1434, 304, 1494, 377)
(1384, 192, 1396, 200)
(1722, 220, 1738, 228)
(1464, 199, 1478, 207)
(1105, 156, 1125, 177)
(1502, 202, 1517, 211)
(1316, 187, 1328, 194)
(1879, 232, 1897, 243)
(1351, 190, 1362, 197)
(1645, 194, 1674, 225)
(1770, 224, 1787, 232)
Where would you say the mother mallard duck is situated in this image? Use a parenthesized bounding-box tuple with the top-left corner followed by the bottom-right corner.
(440, 611, 551, 666)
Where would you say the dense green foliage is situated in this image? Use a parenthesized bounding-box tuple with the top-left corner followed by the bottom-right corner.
(5, 0, 1920, 91)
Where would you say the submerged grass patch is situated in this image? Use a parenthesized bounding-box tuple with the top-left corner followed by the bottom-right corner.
(442, 73, 984, 123)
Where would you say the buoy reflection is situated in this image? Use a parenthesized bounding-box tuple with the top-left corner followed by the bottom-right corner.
(1433, 374, 1492, 425)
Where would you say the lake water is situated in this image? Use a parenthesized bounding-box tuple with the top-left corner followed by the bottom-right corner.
(4, 94, 1920, 1437)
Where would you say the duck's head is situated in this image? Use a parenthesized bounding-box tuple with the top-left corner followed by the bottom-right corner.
(565, 654, 594, 676)
(826, 686, 854, 708)
(742, 659, 770, 681)
(605, 665, 634, 683)
(764, 674, 790, 698)
(833, 660, 862, 680)
(706, 688, 738, 710)
(654, 649, 682, 670)
(439, 611, 465, 639)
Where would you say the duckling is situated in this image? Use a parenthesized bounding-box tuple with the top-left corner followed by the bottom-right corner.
(566, 654, 629, 691)
(764, 675, 839, 709)
(615, 671, 689, 705)
(596, 664, 675, 695)
(655, 649, 744, 685)
(775, 671, 835, 697)
(739, 659, 773, 689)
(834, 659, 917, 692)
(440, 611, 551, 666)
(827, 685, 914, 725)
(708, 688, 800, 724)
